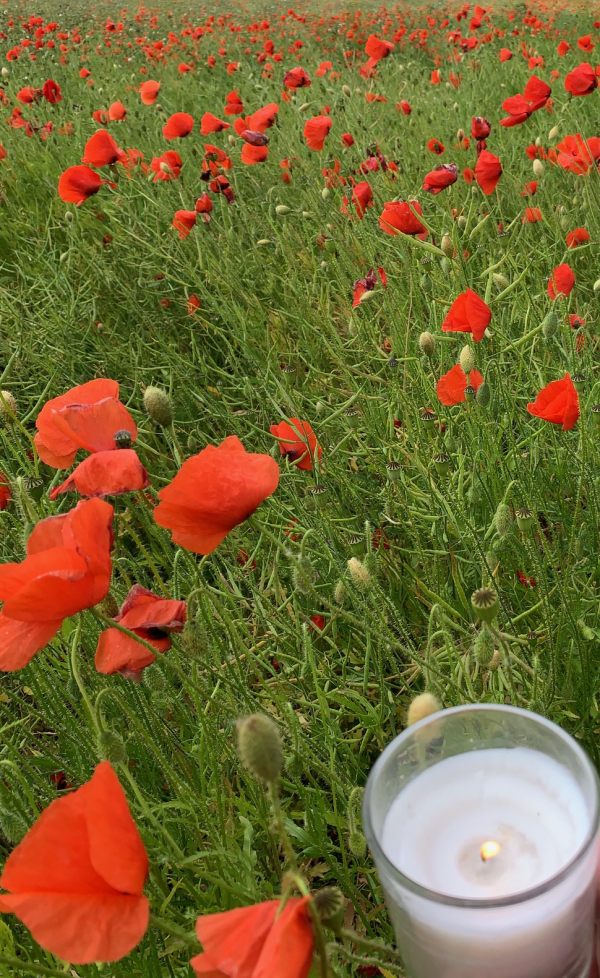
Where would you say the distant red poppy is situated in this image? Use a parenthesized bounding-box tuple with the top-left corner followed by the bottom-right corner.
(347, 180, 373, 217)
(565, 227, 590, 248)
(139, 80, 160, 105)
(522, 207, 543, 223)
(172, 209, 197, 239)
(200, 112, 230, 134)
(436, 364, 484, 405)
(95, 584, 186, 677)
(82, 129, 123, 167)
(521, 181, 538, 196)
(270, 418, 322, 472)
(423, 163, 458, 194)
(241, 143, 269, 165)
(303, 115, 332, 151)
(398, 100, 412, 115)
(0, 498, 113, 671)
(58, 165, 101, 205)
(0, 473, 11, 510)
(150, 150, 182, 182)
(79, 67, 91, 79)
(187, 294, 201, 314)
(242, 103, 279, 133)
(49, 450, 148, 500)
(557, 41, 570, 57)
(108, 100, 126, 121)
(191, 898, 314, 978)
(0, 761, 148, 962)
(379, 199, 427, 238)
(153, 435, 279, 555)
(284, 66, 311, 89)
(163, 112, 194, 139)
(499, 48, 513, 61)
(547, 264, 575, 300)
(42, 79, 62, 103)
(471, 117, 491, 139)
(441, 289, 491, 343)
(474, 150, 502, 194)
(427, 138, 445, 154)
(564, 62, 597, 96)
(527, 373, 579, 431)
(35, 378, 137, 469)
(341, 132, 355, 147)
(365, 35, 394, 61)
(430, 69, 441, 84)
(195, 193, 213, 220)
(352, 267, 387, 306)
(16, 86, 41, 104)
(224, 90, 243, 115)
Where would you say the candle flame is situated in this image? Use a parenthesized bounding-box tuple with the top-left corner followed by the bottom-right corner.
(480, 840, 501, 862)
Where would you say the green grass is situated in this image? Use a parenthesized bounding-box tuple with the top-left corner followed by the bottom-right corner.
(0, 0, 598, 974)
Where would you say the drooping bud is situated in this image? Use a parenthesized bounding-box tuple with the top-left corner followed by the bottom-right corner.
(472, 626, 495, 667)
(347, 556, 371, 588)
(418, 331, 436, 357)
(98, 730, 128, 764)
(548, 125, 559, 141)
(275, 204, 290, 216)
(143, 386, 172, 426)
(236, 714, 283, 783)
(313, 887, 346, 933)
(593, 279, 600, 295)
(494, 501, 513, 537)
(459, 345, 475, 373)
(476, 381, 490, 406)
(292, 555, 317, 595)
(342, 84, 352, 97)
(0, 391, 17, 423)
(541, 308, 560, 339)
(471, 587, 499, 624)
(347, 786, 366, 857)
(407, 692, 441, 726)
(457, 215, 467, 229)
(440, 233, 454, 257)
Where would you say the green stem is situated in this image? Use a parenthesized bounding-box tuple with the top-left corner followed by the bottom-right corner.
(117, 762, 185, 863)
(338, 927, 405, 963)
(0, 956, 72, 978)
(69, 619, 100, 737)
(151, 914, 200, 949)
(268, 781, 299, 871)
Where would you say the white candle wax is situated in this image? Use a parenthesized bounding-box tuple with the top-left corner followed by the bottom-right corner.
(377, 747, 598, 978)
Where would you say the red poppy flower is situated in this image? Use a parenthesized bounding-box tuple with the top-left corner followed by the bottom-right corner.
(499, 48, 513, 61)
(522, 207, 543, 223)
(436, 364, 483, 406)
(139, 80, 160, 105)
(108, 100, 126, 121)
(430, 69, 441, 84)
(500, 76, 551, 126)
(0, 473, 11, 510)
(82, 129, 123, 167)
(191, 897, 314, 978)
(163, 112, 194, 139)
(521, 181, 538, 196)
(556, 134, 600, 174)
(379, 199, 427, 238)
(303, 115, 332, 151)
(35, 378, 137, 469)
(239, 143, 267, 165)
(516, 570, 537, 588)
(0, 761, 148, 963)
(569, 314, 585, 329)
(42, 79, 62, 103)
(427, 138, 445, 154)
(347, 180, 373, 217)
(547, 264, 575, 300)
(398, 100, 412, 115)
(564, 62, 597, 96)
(341, 132, 354, 147)
(95, 584, 186, 677)
(58, 165, 101, 205)
(16, 86, 41, 103)
(200, 112, 230, 135)
(557, 41, 570, 57)
(187, 294, 201, 314)
(0, 498, 113, 671)
(365, 35, 394, 61)
(474, 150, 502, 194)
(49, 450, 148, 500)
(441, 289, 491, 343)
(527, 373, 579, 431)
(352, 267, 386, 306)
(471, 117, 491, 139)
(565, 227, 590, 248)
(284, 67, 312, 89)
(79, 68, 91, 79)
(153, 435, 279, 555)
(423, 163, 458, 194)
(243, 103, 278, 133)
(270, 418, 321, 472)
(224, 90, 243, 115)
(172, 209, 197, 239)
(150, 150, 182, 182)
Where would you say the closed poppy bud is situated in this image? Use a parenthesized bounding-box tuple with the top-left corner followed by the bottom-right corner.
(471, 587, 499, 624)
(593, 279, 600, 294)
(342, 84, 352, 97)
(98, 729, 128, 763)
(548, 126, 560, 141)
(275, 204, 290, 215)
(419, 331, 436, 356)
(473, 627, 494, 666)
(143, 386, 172, 426)
(441, 233, 454, 256)
(236, 714, 283, 783)
(476, 381, 490, 406)
(0, 390, 17, 422)
(494, 501, 513, 537)
(407, 692, 440, 726)
(459, 345, 475, 373)
(493, 272, 509, 289)
(542, 308, 560, 338)
(532, 159, 544, 177)
(313, 887, 345, 933)
(347, 556, 371, 588)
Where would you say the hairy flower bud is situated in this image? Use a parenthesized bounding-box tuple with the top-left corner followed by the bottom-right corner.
(236, 714, 283, 783)
(407, 692, 440, 726)
(472, 626, 495, 667)
(541, 308, 560, 339)
(143, 386, 172, 426)
(492, 272, 509, 290)
(476, 381, 490, 407)
(459, 345, 475, 373)
(494, 501, 512, 537)
(532, 159, 544, 178)
(0, 391, 17, 423)
(418, 331, 436, 357)
(98, 730, 128, 764)
(275, 204, 290, 216)
(440, 233, 454, 257)
(347, 557, 371, 588)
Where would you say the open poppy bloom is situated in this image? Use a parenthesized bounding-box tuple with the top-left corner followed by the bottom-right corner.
(153, 435, 279, 555)
(42, 79, 62, 103)
(565, 227, 590, 248)
(163, 112, 194, 139)
(471, 117, 491, 139)
(150, 150, 182, 182)
(0, 761, 148, 963)
(474, 150, 502, 194)
(58, 165, 102, 205)
(284, 66, 312, 88)
(365, 34, 394, 61)
(224, 90, 244, 115)
(500, 76, 551, 126)
(49, 449, 148, 500)
(95, 584, 186, 677)
(241, 142, 269, 165)
(441, 289, 491, 342)
(35, 378, 137, 469)
(0, 498, 113, 671)
(82, 129, 124, 166)
(172, 209, 197, 239)
(200, 112, 230, 134)
(270, 418, 322, 472)
(303, 115, 332, 151)
(379, 199, 427, 238)
(436, 364, 484, 405)
(108, 101, 127, 122)
(555, 134, 600, 174)
(139, 80, 160, 105)
(547, 264, 575, 300)
(564, 62, 597, 96)
(343, 180, 373, 218)
(191, 897, 314, 978)
(527, 373, 579, 431)
(423, 163, 458, 194)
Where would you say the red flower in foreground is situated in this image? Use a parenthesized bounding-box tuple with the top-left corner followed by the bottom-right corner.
(423, 163, 458, 194)
(139, 80, 160, 105)
(58, 165, 101, 205)
(35, 378, 137, 469)
(564, 62, 597, 96)
(565, 227, 590, 249)
(82, 129, 123, 166)
(284, 66, 312, 89)
(556, 134, 600, 174)
(436, 364, 484, 405)
(527, 373, 579, 431)
(471, 116, 491, 139)
(0, 761, 148, 963)
(191, 897, 314, 978)
(200, 112, 230, 134)
(441, 289, 491, 343)
(95, 584, 186, 677)
(150, 150, 182, 182)
(163, 112, 194, 139)
(474, 150, 502, 194)
(42, 79, 62, 104)
(345, 180, 373, 218)
(0, 498, 113, 671)
(153, 435, 279, 555)
(547, 264, 575, 300)
(49, 449, 149, 500)
(303, 115, 332, 151)
(172, 209, 197, 239)
(379, 199, 427, 238)
(365, 34, 394, 61)
(270, 418, 322, 472)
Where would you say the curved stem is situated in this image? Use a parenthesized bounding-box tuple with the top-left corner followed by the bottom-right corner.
(70, 618, 100, 737)
(151, 914, 200, 949)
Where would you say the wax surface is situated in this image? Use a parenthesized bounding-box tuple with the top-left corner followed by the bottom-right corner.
(381, 747, 588, 899)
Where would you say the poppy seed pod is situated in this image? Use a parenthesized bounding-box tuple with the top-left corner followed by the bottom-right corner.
(143, 386, 172, 426)
(459, 345, 476, 373)
(0, 390, 17, 421)
(471, 587, 499, 624)
(236, 714, 283, 784)
(418, 331, 436, 356)
(515, 507, 534, 532)
(314, 887, 345, 933)
(407, 692, 440, 726)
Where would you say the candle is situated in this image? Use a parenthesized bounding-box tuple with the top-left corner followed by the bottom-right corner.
(363, 705, 600, 978)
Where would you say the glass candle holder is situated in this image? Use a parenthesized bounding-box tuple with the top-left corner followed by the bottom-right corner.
(363, 705, 600, 978)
